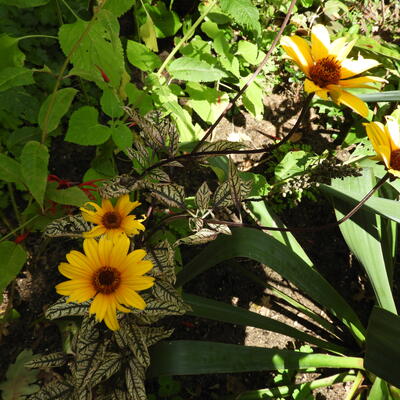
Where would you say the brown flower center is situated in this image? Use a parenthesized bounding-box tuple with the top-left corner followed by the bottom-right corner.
(92, 266, 121, 294)
(309, 56, 341, 88)
(102, 211, 122, 229)
(391, 150, 400, 171)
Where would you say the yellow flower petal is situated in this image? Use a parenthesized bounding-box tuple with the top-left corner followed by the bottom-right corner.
(55, 279, 92, 296)
(311, 24, 330, 60)
(80, 201, 103, 214)
(331, 38, 356, 61)
(115, 195, 140, 217)
(340, 57, 380, 79)
(120, 215, 145, 236)
(101, 199, 114, 213)
(83, 238, 102, 268)
(83, 225, 107, 238)
(89, 293, 108, 322)
(81, 212, 102, 225)
(304, 78, 322, 93)
(104, 304, 119, 331)
(339, 76, 387, 87)
(331, 89, 369, 118)
(110, 235, 130, 269)
(98, 236, 113, 266)
(66, 250, 96, 272)
(281, 35, 312, 75)
(59, 262, 92, 280)
(386, 116, 400, 150)
(122, 276, 155, 291)
(117, 287, 146, 310)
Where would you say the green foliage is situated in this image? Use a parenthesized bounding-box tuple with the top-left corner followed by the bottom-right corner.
(126, 40, 162, 72)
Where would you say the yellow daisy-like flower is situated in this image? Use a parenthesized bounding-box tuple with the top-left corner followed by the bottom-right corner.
(364, 116, 400, 178)
(55, 235, 155, 330)
(281, 24, 386, 118)
(80, 194, 145, 240)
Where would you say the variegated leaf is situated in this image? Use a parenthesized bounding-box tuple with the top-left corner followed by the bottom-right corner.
(118, 323, 150, 368)
(137, 298, 189, 318)
(98, 175, 138, 199)
(152, 280, 182, 305)
(141, 327, 174, 347)
(196, 140, 245, 160)
(188, 217, 204, 232)
(162, 160, 183, 167)
(241, 179, 253, 198)
(228, 157, 242, 212)
(73, 387, 91, 400)
(212, 181, 232, 208)
(145, 168, 170, 183)
(111, 388, 129, 400)
(125, 358, 146, 400)
(25, 352, 68, 369)
(29, 380, 73, 400)
(167, 123, 179, 156)
(141, 182, 186, 209)
(195, 182, 211, 212)
(45, 298, 90, 320)
(90, 353, 122, 388)
(207, 223, 232, 235)
(175, 229, 219, 246)
(44, 215, 91, 238)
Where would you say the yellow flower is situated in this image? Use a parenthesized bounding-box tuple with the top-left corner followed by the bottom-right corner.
(281, 25, 386, 118)
(80, 194, 145, 240)
(55, 235, 155, 330)
(364, 116, 400, 178)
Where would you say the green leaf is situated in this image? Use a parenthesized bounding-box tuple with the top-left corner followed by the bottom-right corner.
(100, 88, 124, 118)
(103, 0, 134, 17)
(219, 0, 261, 35)
(0, 0, 49, 6)
(145, 2, 182, 38)
(59, 10, 124, 88)
(111, 124, 133, 150)
(20, 141, 49, 208)
(168, 57, 226, 82)
(45, 182, 89, 207)
(275, 151, 317, 180)
(125, 83, 153, 114)
(184, 293, 347, 354)
(241, 77, 264, 118)
(366, 307, 400, 388)
(236, 41, 265, 65)
(65, 106, 111, 145)
(0, 349, 39, 399)
(0, 241, 26, 303)
(357, 91, 400, 102)
(126, 40, 162, 72)
(0, 154, 23, 184)
(7, 127, 41, 157)
(139, 15, 158, 52)
(329, 170, 397, 314)
(38, 88, 77, 134)
(351, 34, 400, 61)
(176, 228, 366, 343)
(148, 341, 363, 376)
(0, 34, 25, 69)
(0, 67, 34, 92)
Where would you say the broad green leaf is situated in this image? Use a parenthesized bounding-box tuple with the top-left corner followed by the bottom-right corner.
(103, 0, 134, 17)
(7, 127, 41, 157)
(0, 349, 39, 399)
(111, 124, 133, 150)
(38, 88, 77, 134)
(45, 182, 89, 207)
(139, 15, 158, 52)
(241, 77, 264, 118)
(125, 83, 153, 114)
(100, 88, 124, 118)
(367, 377, 392, 399)
(148, 341, 363, 376)
(0, 241, 27, 303)
(366, 307, 400, 389)
(0, 154, 23, 184)
(219, 0, 261, 36)
(351, 34, 400, 61)
(0, 0, 48, 6)
(0, 34, 25, 69)
(201, 21, 220, 39)
(236, 41, 265, 65)
(357, 91, 400, 102)
(65, 106, 111, 145)
(177, 228, 366, 343)
(145, 2, 182, 38)
(329, 170, 397, 314)
(126, 40, 161, 72)
(168, 57, 226, 82)
(184, 293, 347, 354)
(20, 141, 49, 208)
(180, 37, 216, 65)
(275, 150, 317, 181)
(58, 10, 124, 88)
(323, 0, 348, 19)
(0, 67, 34, 92)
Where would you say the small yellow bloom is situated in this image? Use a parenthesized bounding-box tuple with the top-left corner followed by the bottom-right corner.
(80, 194, 145, 240)
(364, 116, 400, 178)
(281, 25, 386, 118)
(55, 236, 155, 330)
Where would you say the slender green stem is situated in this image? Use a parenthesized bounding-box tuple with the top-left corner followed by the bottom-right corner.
(59, 0, 80, 20)
(234, 372, 357, 399)
(344, 371, 364, 400)
(7, 183, 22, 226)
(0, 215, 40, 243)
(18, 35, 58, 41)
(156, 0, 218, 77)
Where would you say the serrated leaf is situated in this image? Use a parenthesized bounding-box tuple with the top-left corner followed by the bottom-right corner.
(20, 140, 49, 208)
(125, 358, 146, 400)
(65, 106, 111, 146)
(44, 214, 91, 238)
(0, 154, 23, 184)
(103, 0, 134, 18)
(25, 352, 68, 369)
(175, 229, 219, 246)
(0, 350, 39, 399)
(45, 297, 90, 320)
(168, 57, 226, 82)
(29, 380, 73, 400)
(59, 10, 124, 88)
(195, 182, 211, 212)
(38, 88, 77, 134)
(143, 182, 186, 209)
(0, 241, 27, 302)
(219, 0, 261, 35)
(126, 40, 162, 72)
(212, 181, 232, 208)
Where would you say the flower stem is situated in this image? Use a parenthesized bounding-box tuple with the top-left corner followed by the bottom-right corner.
(0, 215, 40, 243)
